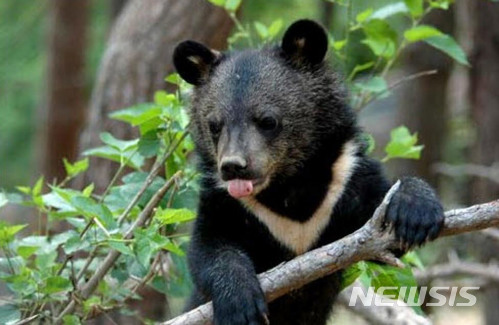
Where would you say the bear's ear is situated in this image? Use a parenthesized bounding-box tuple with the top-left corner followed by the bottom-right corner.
(173, 40, 219, 85)
(281, 19, 328, 66)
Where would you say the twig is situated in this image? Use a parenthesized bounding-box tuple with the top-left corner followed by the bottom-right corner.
(117, 130, 189, 224)
(161, 181, 499, 325)
(53, 171, 182, 324)
(356, 70, 438, 111)
(387, 69, 438, 92)
(12, 314, 40, 325)
(337, 283, 432, 325)
(433, 162, 499, 184)
(414, 261, 499, 285)
(53, 130, 190, 305)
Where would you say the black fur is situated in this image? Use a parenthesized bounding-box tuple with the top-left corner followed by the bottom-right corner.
(173, 19, 444, 325)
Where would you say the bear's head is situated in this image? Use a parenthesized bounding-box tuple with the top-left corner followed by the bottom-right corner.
(173, 20, 356, 199)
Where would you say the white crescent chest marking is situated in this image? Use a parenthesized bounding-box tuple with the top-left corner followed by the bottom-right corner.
(241, 141, 358, 255)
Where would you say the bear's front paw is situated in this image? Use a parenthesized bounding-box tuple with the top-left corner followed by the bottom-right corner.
(213, 283, 269, 325)
(385, 177, 444, 248)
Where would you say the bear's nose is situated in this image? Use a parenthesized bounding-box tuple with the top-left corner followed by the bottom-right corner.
(220, 156, 247, 180)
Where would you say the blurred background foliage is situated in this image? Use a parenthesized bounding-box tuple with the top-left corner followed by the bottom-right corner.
(0, 0, 111, 187)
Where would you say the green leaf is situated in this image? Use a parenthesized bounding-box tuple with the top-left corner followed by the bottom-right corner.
(404, 25, 442, 42)
(100, 132, 139, 152)
(42, 276, 72, 294)
(224, 0, 241, 12)
(155, 208, 196, 225)
(108, 239, 134, 256)
(42, 187, 79, 215)
(383, 126, 424, 161)
(16, 186, 31, 195)
(364, 261, 423, 312)
(0, 222, 27, 247)
(83, 146, 144, 169)
(362, 19, 398, 58)
(63, 158, 89, 178)
(356, 8, 373, 23)
(341, 263, 364, 290)
(16, 246, 38, 258)
(162, 240, 185, 256)
(154, 91, 177, 106)
(83, 296, 102, 314)
(371, 2, 409, 20)
(135, 238, 153, 268)
(425, 34, 469, 66)
(428, 0, 451, 9)
(138, 131, 160, 158)
(208, 0, 225, 7)
(82, 183, 95, 197)
(267, 19, 283, 38)
(333, 39, 347, 51)
(165, 73, 181, 85)
(0, 304, 20, 325)
(33, 176, 44, 197)
(254, 22, 269, 40)
(63, 315, 82, 325)
(109, 103, 162, 127)
(348, 61, 374, 81)
(63, 235, 87, 255)
(36, 251, 57, 270)
(70, 196, 116, 229)
(404, 0, 423, 18)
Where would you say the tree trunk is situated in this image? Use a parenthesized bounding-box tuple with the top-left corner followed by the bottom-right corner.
(110, 0, 127, 20)
(468, 1, 499, 324)
(469, 2, 499, 201)
(41, 0, 88, 184)
(320, 1, 334, 30)
(78, 0, 234, 193)
(397, 9, 454, 189)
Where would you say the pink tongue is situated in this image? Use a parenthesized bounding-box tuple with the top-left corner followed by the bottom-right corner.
(227, 179, 254, 198)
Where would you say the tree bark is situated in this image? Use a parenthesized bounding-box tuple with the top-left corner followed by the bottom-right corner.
(468, 1, 499, 324)
(78, 0, 234, 192)
(110, 0, 127, 20)
(41, 0, 88, 184)
(469, 2, 499, 201)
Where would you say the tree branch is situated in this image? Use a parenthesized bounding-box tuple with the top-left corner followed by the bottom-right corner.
(414, 261, 499, 285)
(161, 181, 499, 325)
(53, 171, 182, 324)
(481, 228, 499, 242)
(337, 284, 432, 325)
(433, 162, 499, 184)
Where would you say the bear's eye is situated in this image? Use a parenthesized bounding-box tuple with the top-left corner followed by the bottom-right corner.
(257, 116, 279, 132)
(208, 119, 223, 136)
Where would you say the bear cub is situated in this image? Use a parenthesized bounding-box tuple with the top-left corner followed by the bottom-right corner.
(173, 19, 444, 325)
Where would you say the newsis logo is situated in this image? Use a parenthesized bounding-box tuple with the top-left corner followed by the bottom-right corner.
(348, 286, 480, 307)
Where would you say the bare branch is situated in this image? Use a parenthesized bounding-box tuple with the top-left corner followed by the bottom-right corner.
(414, 261, 499, 285)
(433, 162, 499, 184)
(481, 228, 499, 241)
(337, 284, 432, 325)
(161, 182, 499, 325)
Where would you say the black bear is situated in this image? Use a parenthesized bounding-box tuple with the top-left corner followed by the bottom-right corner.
(173, 19, 444, 325)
